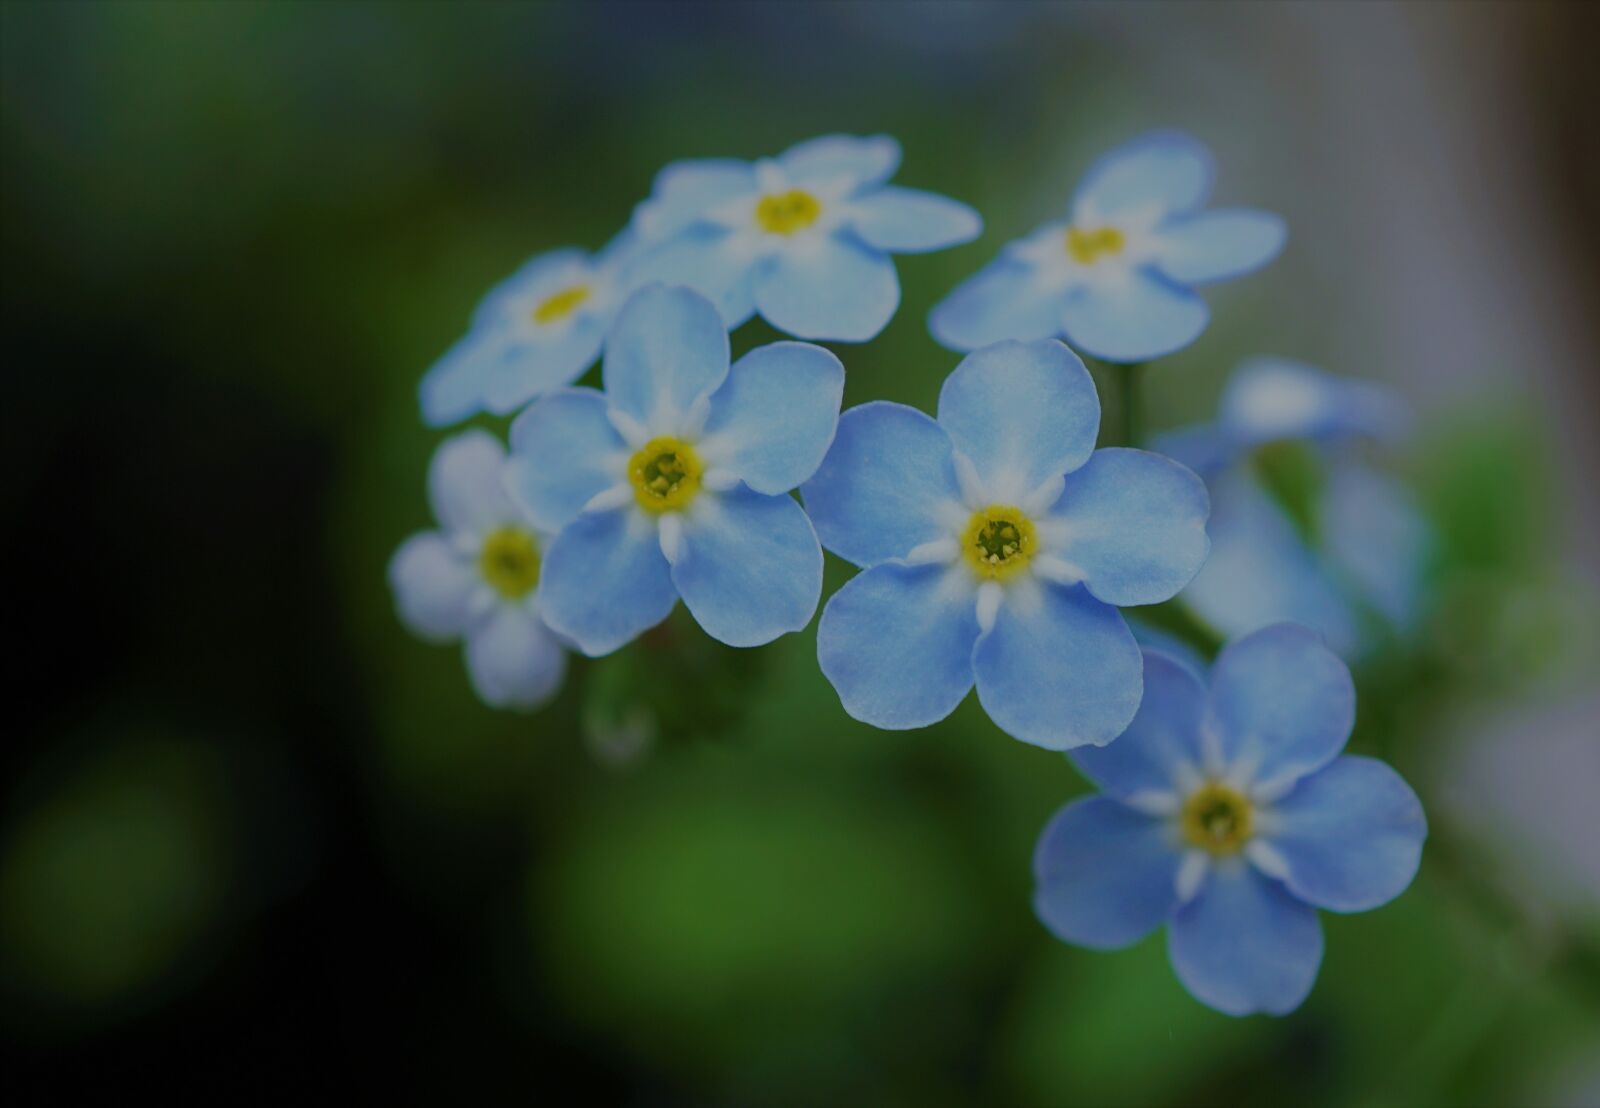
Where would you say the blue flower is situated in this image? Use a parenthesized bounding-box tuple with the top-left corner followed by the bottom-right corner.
(1033, 625, 1426, 1016)
(930, 130, 1285, 364)
(388, 430, 568, 710)
(801, 338, 1210, 749)
(625, 134, 982, 341)
(419, 230, 641, 427)
(505, 284, 843, 655)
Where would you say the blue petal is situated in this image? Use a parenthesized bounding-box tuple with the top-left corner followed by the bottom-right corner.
(603, 285, 731, 428)
(1072, 130, 1214, 222)
(1044, 447, 1210, 606)
(817, 563, 978, 729)
(754, 235, 900, 342)
(1267, 756, 1426, 913)
(429, 429, 517, 534)
(389, 532, 478, 641)
(1156, 209, 1286, 285)
(936, 339, 1100, 495)
(1205, 623, 1355, 787)
(699, 341, 844, 495)
(464, 606, 567, 711)
(671, 489, 823, 647)
(1218, 358, 1408, 449)
(1070, 649, 1207, 801)
(481, 315, 607, 416)
(1148, 422, 1237, 479)
(1033, 797, 1179, 949)
(801, 402, 962, 568)
(1060, 269, 1210, 364)
(505, 388, 627, 533)
(848, 186, 982, 254)
(927, 257, 1068, 352)
(778, 133, 901, 189)
(1168, 863, 1323, 1016)
(1320, 463, 1429, 629)
(420, 330, 501, 428)
(1180, 472, 1361, 657)
(538, 508, 678, 656)
(632, 158, 757, 242)
(621, 226, 759, 330)
(972, 583, 1141, 750)
(1126, 619, 1213, 678)
(471, 247, 591, 328)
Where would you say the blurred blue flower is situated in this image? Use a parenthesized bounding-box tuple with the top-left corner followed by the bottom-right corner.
(419, 230, 640, 427)
(930, 131, 1284, 364)
(625, 134, 981, 341)
(1034, 626, 1426, 1016)
(801, 338, 1209, 749)
(388, 430, 568, 710)
(506, 284, 842, 655)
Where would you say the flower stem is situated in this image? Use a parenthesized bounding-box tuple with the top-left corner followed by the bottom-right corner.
(1116, 361, 1145, 448)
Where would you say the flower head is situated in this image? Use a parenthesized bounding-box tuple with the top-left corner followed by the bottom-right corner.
(420, 229, 640, 427)
(1032, 625, 1426, 1016)
(801, 338, 1210, 749)
(625, 134, 982, 341)
(930, 131, 1285, 364)
(505, 284, 843, 655)
(388, 430, 569, 710)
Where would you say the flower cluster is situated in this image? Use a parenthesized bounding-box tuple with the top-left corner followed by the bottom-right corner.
(387, 130, 1425, 1017)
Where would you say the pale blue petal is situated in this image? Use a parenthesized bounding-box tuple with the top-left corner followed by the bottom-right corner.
(389, 532, 478, 641)
(603, 285, 731, 428)
(1218, 358, 1409, 449)
(464, 606, 567, 711)
(1060, 269, 1210, 364)
(621, 227, 759, 330)
(538, 509, 677, 657)
(1268, 756, 1426, 913)
(779, 133, 901, 189)
(596, 224, 644, 269)
(1148, 422, 1236, 479)
(848, 186, 982, 254)
(1072, 130, 1214, 222)
(1156, 209, 1286, 285)
(504, 388, 626, 533)
(1321, 463, 1430, 629)
(817, 563, 978, 729)
(633, 158, 757, 241)
(699, 341, 844, 495)
(754, 235, 900, 342)
(472, 247, 590, 328)
(801, 402, 961, 568)
(672, 490, 822, 648)
(936, 339, 1100, 493)
(1045, 447, 1210, 606)
(927, 257, 1068, 352)
(1205, 623, 1355, 786)
(1070, 650, 1207, 800)
(1127, 619, 1212, 678)
(419, 330, 502, 428)
(429, 429, 516, 534)
(1168, 864, 1323, 1017)
(482, 315, 607, 416)
(972, 583, 1141, 750)
(1033, 797, 1179, 949)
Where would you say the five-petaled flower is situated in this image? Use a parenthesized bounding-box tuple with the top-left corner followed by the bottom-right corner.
(388, 430, 569, 710)
(420, 230, 640, 427)
(801, 338, 1210, 749)
(930, 130, 1285, 364)
(506, 284, 844, 655)
(626, 134, 981, 341)
(1033, 625, 1426, 1016)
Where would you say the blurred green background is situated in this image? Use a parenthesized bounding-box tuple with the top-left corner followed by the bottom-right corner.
(4, 2, 1598, 1104)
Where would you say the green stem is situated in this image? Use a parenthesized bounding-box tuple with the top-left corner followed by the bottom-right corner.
(1115, 361, 1144, 448)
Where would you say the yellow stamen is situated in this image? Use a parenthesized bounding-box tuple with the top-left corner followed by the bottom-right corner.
(532, 284, 590, 325)
(962, 505, 1037, 581)
(628, 436, 704, 513)
(479, 526, 541, 598)
(755, 190, 822, 235)
(1065, 225, 1126, 265)
(1180, 782, 1254, 855)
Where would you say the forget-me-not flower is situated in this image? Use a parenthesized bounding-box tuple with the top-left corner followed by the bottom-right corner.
(930, 131, 1284, 364)
(388, 430, 568, 710)
(420, 230, 640, 427)
(1033, 625, 1426, 1016)
(625, 134, 981, 341)
(505, 284, 843, 655)
(802, 338, 1210, 749)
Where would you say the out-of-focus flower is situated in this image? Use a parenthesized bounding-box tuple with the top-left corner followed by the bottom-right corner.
(420, 230, 640, 427)
(625, 134, 981, 341)
(1034, 627, 1426, 1015)
(506, 285, 842, 655)
(388, 430, 568, 710)
(930, 131, 1284, 364)
(801, 338, 1209, 749)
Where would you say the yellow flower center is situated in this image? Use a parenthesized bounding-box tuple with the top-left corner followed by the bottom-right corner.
(755, 189, 822, 235)
(478, 526, 541, 598)
(628, 436, 703, 513)
(1065, 225, 1126, 265)
(532, 284, 590, 325)
(1180, 782, 1254, 855)
(962, 505, 1037, 580)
